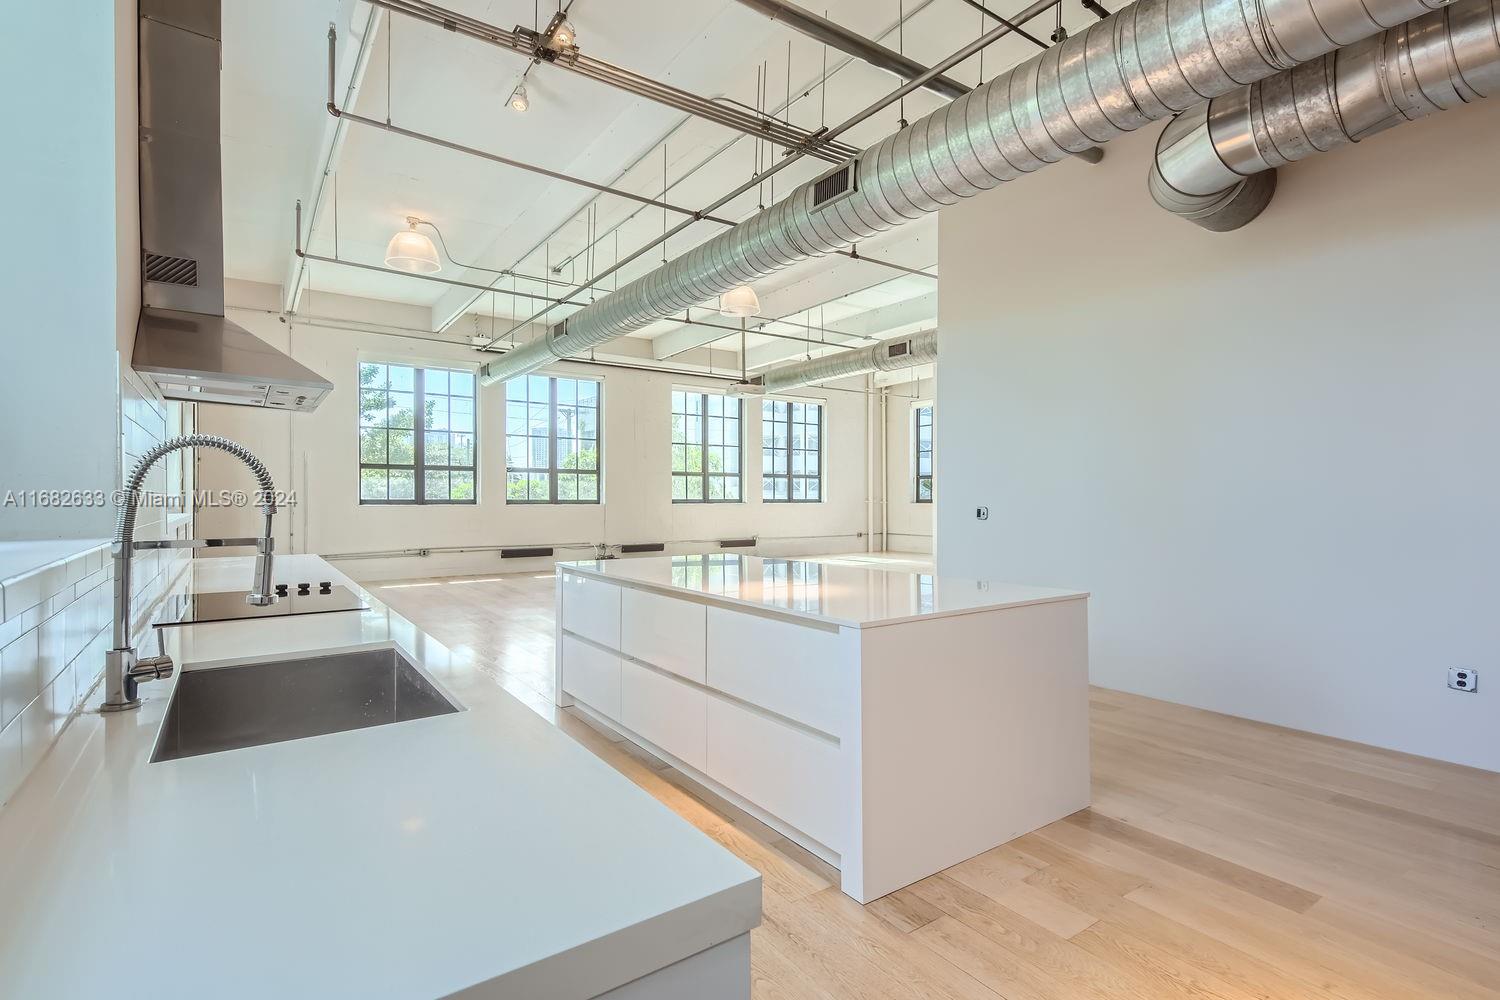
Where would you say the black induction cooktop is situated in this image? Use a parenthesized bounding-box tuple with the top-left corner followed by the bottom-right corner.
(152, 584, 368, 628)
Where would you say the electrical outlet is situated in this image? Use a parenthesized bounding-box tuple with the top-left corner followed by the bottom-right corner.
(976, 506, 989, 520)
(1449, 667, 1478, 693)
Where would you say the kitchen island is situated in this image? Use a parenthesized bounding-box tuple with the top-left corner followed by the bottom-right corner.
(0, 554, 760, 1000)
(555, 553, 1091, 903)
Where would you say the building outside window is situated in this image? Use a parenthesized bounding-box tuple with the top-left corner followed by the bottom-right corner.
(672, 389, 742, 502)
(914, 403, 933, 503)
(762, 398, 822, 502)
(505, 374, 601, 503)
(359, 362, 476, 504)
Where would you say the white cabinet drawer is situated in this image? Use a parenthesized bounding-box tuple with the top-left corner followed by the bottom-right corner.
(706, 698, 845, 852)
(621, 660, 706, 771)
(562, 572, 621, 649)
(707, 609, 850, 737)
(561, 635, 621, 719)
(621, 588, 706, 683)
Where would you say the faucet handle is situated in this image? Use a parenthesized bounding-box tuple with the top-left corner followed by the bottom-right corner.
(129, 654, 174, 684)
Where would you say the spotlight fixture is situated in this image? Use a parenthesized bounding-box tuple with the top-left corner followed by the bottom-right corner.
(718, 285, 762, 318)
(508, 82, 529, 113)
(544, 14, 578, 51)
(384, 217, 442, 274)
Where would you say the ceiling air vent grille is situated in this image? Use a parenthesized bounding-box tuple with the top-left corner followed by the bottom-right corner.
(811, 161, 856, 209)
(144, 252, 198, 287)
(887, 340, 910, 358)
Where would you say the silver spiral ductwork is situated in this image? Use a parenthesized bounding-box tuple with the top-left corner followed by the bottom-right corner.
(756, 330, 938, 392)
(1151, 0, 1500, 229)
(479, 0, 1457, 385)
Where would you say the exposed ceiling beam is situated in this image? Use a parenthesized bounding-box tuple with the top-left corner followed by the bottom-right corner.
(731, 0, 975, 99)
(282, 1, 383, 315)
(649, 232, 938, 359)
(745, 290, 938, 368)
(367, 0, 860, 162)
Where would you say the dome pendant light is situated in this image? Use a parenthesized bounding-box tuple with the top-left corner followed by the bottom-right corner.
(719, 285, 761, 318)
(384, 217, 442, 274)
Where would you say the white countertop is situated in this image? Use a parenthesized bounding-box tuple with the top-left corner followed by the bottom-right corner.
(0, 555, 760, 1000)
(558, 554, 1087, 628)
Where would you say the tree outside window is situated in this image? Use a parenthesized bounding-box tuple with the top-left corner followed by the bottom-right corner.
(359, 362, 476, 504)
(505, 375, 601, 503)
(672, 390, 742, 502)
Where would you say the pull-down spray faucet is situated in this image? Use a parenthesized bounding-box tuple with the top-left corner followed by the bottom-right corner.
(103, 434, 279, 712)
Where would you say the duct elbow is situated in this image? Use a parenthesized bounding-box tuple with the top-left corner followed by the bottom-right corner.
(1148, 159, 1278, 232)
(1148, 107, 1276, 232)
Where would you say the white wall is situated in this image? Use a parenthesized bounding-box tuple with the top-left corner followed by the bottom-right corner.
(0, 0, 130, 541)
(883, 376, 935, 554)
(937, 102, 1500, 771)
(198, 284, 873, 580)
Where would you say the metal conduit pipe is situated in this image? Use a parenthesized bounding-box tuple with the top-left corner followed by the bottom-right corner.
(479, 0, 1456, 387)
(756, 330, 938, 391)
(732, 0, 974, 99)
(1150, 0, 1500, 230)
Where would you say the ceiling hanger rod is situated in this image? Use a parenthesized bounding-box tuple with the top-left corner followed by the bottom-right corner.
(480, 0, 1064, 351)
(325, 28, 739, 225)
(322, 26, 933, 292)
(363, 0, 860, 162)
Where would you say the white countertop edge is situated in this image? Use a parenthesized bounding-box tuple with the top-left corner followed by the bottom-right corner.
(557, 562, 1089, 629)
(456, 882, 760, 1000)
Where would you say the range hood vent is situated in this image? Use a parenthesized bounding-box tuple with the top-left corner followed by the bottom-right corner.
(131, 0, 332, 411)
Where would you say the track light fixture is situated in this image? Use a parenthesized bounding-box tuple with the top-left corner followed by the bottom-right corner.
(509, 82, 530, 113)
(543, 13, 577, 51)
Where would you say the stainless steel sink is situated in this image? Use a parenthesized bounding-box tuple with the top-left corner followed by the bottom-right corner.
(150, 647, 460, 762)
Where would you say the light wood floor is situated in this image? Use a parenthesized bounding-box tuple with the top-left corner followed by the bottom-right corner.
(377, 567, 1500, 1000)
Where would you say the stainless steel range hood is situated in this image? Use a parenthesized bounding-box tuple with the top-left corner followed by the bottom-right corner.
(133, 0, 331, 412)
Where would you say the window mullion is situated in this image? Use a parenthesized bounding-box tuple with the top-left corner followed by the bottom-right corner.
(700, 392, 709, 502)
(549, 378, 559, 503)
(414, 375, 427, 504)
(788, 408, 794, 497)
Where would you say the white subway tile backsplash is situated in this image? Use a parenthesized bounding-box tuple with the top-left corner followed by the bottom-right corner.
(18, 697, 48, 776)
(0, 604, 39, 651)
(1, 630, 40, 731)
(1, 374, 190, 809)
(43, 667, 73, 743)
(37, 609, 67, 689)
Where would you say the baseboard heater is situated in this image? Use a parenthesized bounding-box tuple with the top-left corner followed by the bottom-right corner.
(619, 542, 666, 554)
(501, 546, 554, 559)
(719, 538, 756, 549)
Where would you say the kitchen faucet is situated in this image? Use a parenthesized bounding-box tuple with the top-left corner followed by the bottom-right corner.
(103, 434, 279, 712)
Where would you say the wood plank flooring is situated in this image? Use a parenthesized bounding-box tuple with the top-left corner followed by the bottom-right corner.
(376, 567, 1500, 1000)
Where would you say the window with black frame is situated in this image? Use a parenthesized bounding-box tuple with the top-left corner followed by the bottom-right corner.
(761, 398, 822, 502)
(505, 374, 600, 503)
(358, 362, 476, 504)
(672, 389, 742, 502)
(914, 404, 933, 503)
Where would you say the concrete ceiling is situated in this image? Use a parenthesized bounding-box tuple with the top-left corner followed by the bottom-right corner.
(221, 0, 1101, 362)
